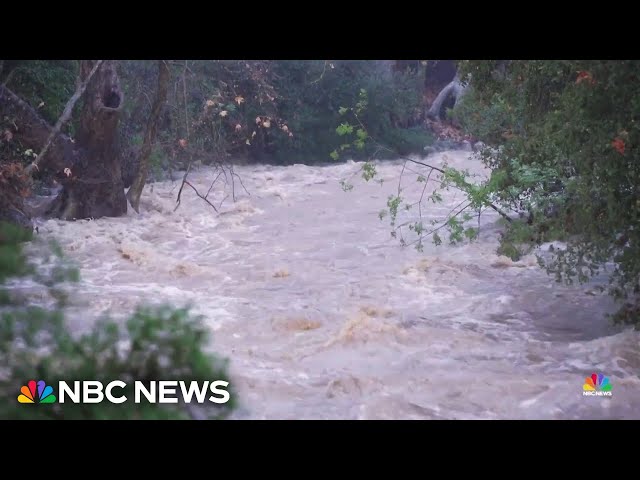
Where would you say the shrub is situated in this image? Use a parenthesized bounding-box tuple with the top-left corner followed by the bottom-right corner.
(453, 60, 640, 327)
(0, 221, 236, 419)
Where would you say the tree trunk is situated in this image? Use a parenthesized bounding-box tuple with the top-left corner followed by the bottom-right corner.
(426, 73, 468, 120)
(126, 60, 170, 213)
(48, 60, 127, 220)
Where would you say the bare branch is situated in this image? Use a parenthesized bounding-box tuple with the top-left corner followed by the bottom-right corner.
(2, 68, 18, 87)
(205, 171, 223, 198)
(173, 159, 250, 214)
(183, 181, 219, 213)
(174, 163, 192, 212)
(25, 60, 104, 176)
(218, 193, 229, 210)
(351, 111, 513, 223)
(233, 170, 250, 197)
(309, 61, 329, 84)
(183, 61, 189, 139)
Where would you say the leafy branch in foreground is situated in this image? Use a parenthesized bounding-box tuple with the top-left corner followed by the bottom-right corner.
(0, 221, 237, 419)
(330, 89, 512, 252)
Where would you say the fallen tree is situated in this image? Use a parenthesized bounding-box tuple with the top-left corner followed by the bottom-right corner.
(426, 72, 468, 121)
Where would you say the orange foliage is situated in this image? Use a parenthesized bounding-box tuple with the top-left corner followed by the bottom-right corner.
(576, 71, 595, 85)
(612, 137, 626, 155)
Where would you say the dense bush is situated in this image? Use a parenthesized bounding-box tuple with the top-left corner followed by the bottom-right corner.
(452, 60, 640, 326)
(2, 59, 433, 186)
(270, 60, 431, 163)
(0, 60, 77, 127)
(118, 60, 432, 169)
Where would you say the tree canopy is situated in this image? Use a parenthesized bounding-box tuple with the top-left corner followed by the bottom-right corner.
(451, 60, 640, 326)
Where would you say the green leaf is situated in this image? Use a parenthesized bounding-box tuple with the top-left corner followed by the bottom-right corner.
(464, 227, 478, 240)
(433, 232, 442, 246)
(362, 162, 377, 181)
(430, 191, 443, 203)
(336, 123, 354, 136)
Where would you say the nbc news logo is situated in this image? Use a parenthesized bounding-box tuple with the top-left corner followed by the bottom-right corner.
(18, 379, 230, 404)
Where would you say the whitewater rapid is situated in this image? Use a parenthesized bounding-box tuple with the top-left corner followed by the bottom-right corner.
(32, 150, 640, 419)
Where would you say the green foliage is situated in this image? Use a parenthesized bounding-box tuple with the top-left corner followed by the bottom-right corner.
(454, 60, 640, 327)
(0, 222, 236, 419)
(0, 304, 234, 420)
(0, 60, 78, 127)
(330, 80, 433, 164)
(362, 162, 377, 181)
(271, 60, 429, 164)
(332, 84, 490, 254)
(119, 59, 427, 168)
(336, 123, 354, 136)
(0, 222, 33, 284)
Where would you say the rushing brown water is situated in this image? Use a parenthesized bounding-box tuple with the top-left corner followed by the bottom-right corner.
(31, 150, 640, 419)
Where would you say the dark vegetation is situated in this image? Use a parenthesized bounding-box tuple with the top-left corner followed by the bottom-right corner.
(321, 60, 640, 328)
(1, 59, 638, 421)
(0, 220, 234, 419)
(451, 60, 640, 326)
(0, 59, 444, 418)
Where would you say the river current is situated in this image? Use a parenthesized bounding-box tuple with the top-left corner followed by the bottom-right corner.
(30, 150, 640, 419)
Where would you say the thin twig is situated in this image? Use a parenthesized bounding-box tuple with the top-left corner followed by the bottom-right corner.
(218, 194, 229, 210)
(424, 200, 471, 237)
(2, 67, 18, 87)
(183, 181, 219, 213)
(310, 61, 329, 84)
(183, 61, 189, 140)
(417, 167, 434, 224)
(352, 112, 513, 223)
(206, 171, 223, 198)
(229, 164, 236, 201)
(404, 201, 473, 248)
(231, 166, 250, 197)
(397, 160, 406, 198)
(174, 163, 192, 212)
(25, 60, 104, 176)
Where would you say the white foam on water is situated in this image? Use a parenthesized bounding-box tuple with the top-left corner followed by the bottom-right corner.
(18, 150, 640, 419)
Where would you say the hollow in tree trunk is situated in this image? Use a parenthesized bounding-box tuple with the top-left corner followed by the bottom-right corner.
(48, 60, 127, 220)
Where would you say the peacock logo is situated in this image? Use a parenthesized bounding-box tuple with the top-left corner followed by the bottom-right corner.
(582, 373, 612, 397)
(18, 380, 57, 404)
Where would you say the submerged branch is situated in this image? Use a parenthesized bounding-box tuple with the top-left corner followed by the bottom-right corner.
(174, 161, 221, 213)
(173, 160, 250, 214)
